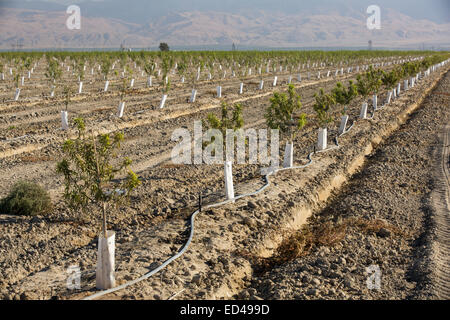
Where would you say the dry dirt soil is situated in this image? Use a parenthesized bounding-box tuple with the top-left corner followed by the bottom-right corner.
(0, 60, 448, 300)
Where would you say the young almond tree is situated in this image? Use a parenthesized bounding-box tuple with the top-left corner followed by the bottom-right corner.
(57, 117, 140, 237)
(75, 59, 85, 93)
(381, 66, 402, 103)
(332, 81, 357, 134)
(265, 84, 307, 167)
(207, 60, 215, 82)
(0, 61, 4, 80)
(403, 61, 419, 78)
(62, 85, 72, 112)
(16, 58, 25, 83)
(45, 58, 62, 97)
(214, 60, 226, 97)
(203, 101, 244, 200)
(177, 60, 187, 84)
(313, 88, 335, 128)
(237, 66, 247, 94)
(313, 88, 335, 150)
(118, 53, 128, 76)
(143, 59, 156, 87)
(332, 80, 358, 116)
(258, 60, 265, 90)
(58, 85, 72, 130)
(369, 67, 383, 94)
(160, 54, 173, 85)
(13, 70, 21, 90)
(157, 56, 172, 108)
(101, 57, 112, 92)
(117, 75, 130, 117)
(187, 65, 199, 102)
(203, 101, 244, 154)
(78, 59, 86, 79)
(23, 57, 32, 78)
(124, 65, 134, 86)
(381, 69, 398, 92)
(287, 63, 295, 84)
(101, 57, 112, 81)
(56, 117, 140, 289)
(356, 72, 371, 101)
(359, 66, 383, 110)
(133, 56, 142, 73)
(356, 68, 374, 118)
(265, 84, 306, 143)
(12, 66, 22, 100)
(161, 76, 171, 96)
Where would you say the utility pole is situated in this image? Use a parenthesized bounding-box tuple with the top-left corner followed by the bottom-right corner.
(11, 39, 24, 51)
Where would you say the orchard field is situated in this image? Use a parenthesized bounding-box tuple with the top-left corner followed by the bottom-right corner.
(0, 50, 449, 300)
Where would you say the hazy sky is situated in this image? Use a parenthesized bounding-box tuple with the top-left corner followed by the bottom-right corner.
(2, 0, 450, 23)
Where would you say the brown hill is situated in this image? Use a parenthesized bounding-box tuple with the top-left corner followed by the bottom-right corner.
(1, 7, 449, 49)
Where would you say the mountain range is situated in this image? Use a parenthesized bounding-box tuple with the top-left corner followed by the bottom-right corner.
(1, 4, 449, 50)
